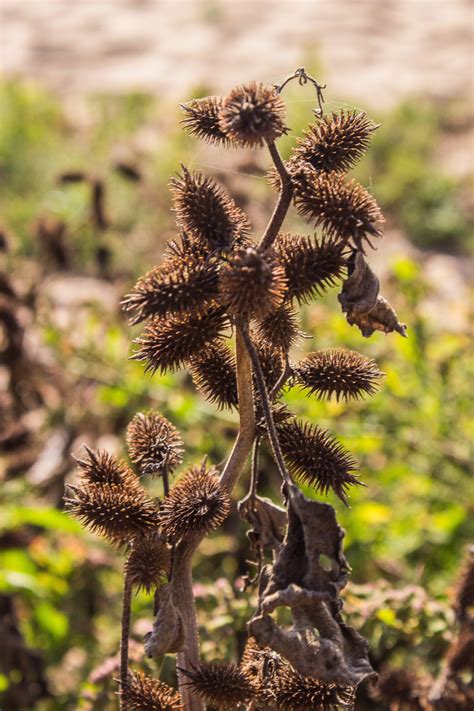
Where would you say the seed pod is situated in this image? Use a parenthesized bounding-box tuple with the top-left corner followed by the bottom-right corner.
(121, 256, 219, 325)
(254, 302, 300, 353)
(292, 110, 378, 173)
(295, 348, 383, 401)
(275, 232, 346, 304)
(292, 167, 384, 251)
(74, 446, 139, 488)
(219, 82, 288, 148)
(188, 342, 238, 410)
(64, 482, 160, 542)
(124, 534, 171, 594)
(181, 96, 231, 147)
(132, 307, 228, 374)
(120, 671, 182, 711)
(276, 420, 361, 506)
(170, 167, 251, 251)
(126, 411, 184, 477)
(180, 662, 256, 710)
(219, 247, 287, 320)
(159, 462, 230, 541)
(272, 666, 356, 711)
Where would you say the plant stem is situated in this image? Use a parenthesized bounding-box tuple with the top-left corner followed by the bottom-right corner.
(241, 327, 291, 487)
(120, 571, 132, 710)
(220, 327, 256, 493)
(173, 325, 256, 709)
(249, 436, 261, 498)
(174, 541, 203, 711)
(258, 142, 293, 252)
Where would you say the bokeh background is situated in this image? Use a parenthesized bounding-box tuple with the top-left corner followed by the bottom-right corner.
(1, 1, 473, 709)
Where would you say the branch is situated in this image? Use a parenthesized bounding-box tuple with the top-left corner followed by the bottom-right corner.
(258, 142, 293, 253)
(151, 326, 255, 710)
(119, 572, 132, 709)
(240, 327, 291, 488)
(220, 327, 256, 492)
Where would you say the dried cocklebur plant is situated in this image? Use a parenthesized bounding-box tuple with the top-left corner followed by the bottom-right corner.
(65, 67, 407, 710)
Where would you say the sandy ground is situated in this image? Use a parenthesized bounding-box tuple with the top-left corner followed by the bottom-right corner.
(1, 0, 473, 107)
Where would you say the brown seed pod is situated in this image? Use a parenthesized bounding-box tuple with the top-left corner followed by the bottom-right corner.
(219, 82, 288, 148)
(181, 96, 231, 147)
(188, 342, 238, 410)
(74, 446, 139, 488)
(275, 232, 346, 304)
(219, 247, 287, 320)
(170, 167, 251, 251)
(126, 411, 184, 477)
(125, 534, 171, 594)
(254, 302, 300, 353)
(132, 307, 228, 374)
(120, 671, 182, 711)
(292, 167, 384, 251)
(121, 256, 220, 325)
(292, 110, 378, 173)
(159, 462, 231, 541)
(295, 348, 384, 401)
(276, 420, 361, 505)
(272, 666, 356, 711)
(180, 662, 256, 710)
(64, 482, 160, 542)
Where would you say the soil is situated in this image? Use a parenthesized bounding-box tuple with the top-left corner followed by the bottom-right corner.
(1, 0, 473, 107)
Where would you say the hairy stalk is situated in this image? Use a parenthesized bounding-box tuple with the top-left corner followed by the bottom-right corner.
(258, 142, 293, 252)
(268, 354, 292, 401)
(220, 327, 256, 492)
(162, 465, 170, 497)
(174, 540, 203, 711)
(174, 326, 256, 709)
(241, 327, 291, 487)
(249, 436, 261, 499)
(120, 572, 132, 710)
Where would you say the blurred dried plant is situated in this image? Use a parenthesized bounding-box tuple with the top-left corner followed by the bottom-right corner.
(65, 68, 411, 710)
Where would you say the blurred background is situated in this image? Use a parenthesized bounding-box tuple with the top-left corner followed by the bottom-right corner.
(0, 1, 473, 709)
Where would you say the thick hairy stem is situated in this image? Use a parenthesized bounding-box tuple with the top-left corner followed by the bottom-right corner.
(120, 572, 132, 710)
(258, 142, 293, 252)
(241, 328, 291, 487)
(174, 541, 203, 711)
(175, 326, 256, 709)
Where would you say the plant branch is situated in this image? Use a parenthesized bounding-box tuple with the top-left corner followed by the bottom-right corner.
(257, 142, 293, 253)
(249, 436, 261, 499)
(119, 571, 132, 709)
(172, 325, 256, 709)
(174, 541, 203, 711)
(241, 327, 291, 488)
(220, 326, 256, 492)
(268, 354, 293, 401)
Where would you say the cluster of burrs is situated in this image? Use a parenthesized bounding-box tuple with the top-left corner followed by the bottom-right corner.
(65, 75, 407, 710)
